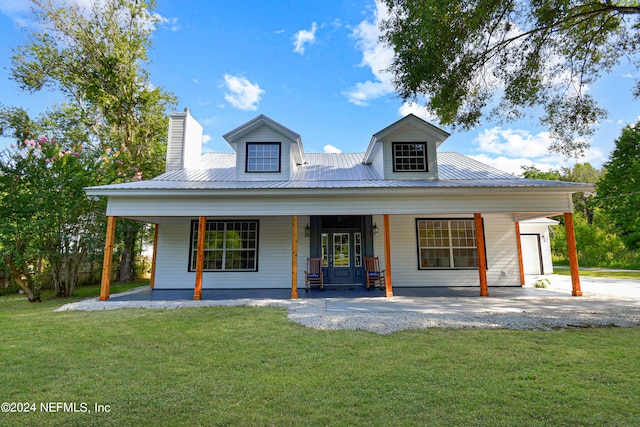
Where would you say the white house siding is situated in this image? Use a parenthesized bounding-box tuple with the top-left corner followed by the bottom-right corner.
(154, 216, 310, 289)
(372, 213, 520, 288)
(234, 126, 293, 181)
(166, 112, 203, 171)
(106, 191, 572, 218)
(371, 145, 385, 178)
(165, 115, 185, 171)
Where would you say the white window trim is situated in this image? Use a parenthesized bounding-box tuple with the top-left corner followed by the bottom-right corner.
(416, 218, 479, 270)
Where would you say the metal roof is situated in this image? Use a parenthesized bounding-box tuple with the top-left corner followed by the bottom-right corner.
(86, 152, 593, 192)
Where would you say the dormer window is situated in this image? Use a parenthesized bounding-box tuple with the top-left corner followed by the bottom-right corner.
(393, 142, 428, 172)
(246, 142, 281, 172)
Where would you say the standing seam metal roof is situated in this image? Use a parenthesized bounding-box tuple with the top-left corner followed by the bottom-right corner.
(86, 152, 592, 191)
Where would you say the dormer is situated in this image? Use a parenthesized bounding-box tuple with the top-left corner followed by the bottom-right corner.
(363, 114, 450, 180)
(223, 115, 305, 181)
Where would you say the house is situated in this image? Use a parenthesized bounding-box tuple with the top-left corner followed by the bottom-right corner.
(85, 110, 594, 300)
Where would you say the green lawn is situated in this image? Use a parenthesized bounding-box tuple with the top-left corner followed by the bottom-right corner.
(554, 268, 640, 280)
(1, 284, 639, 426)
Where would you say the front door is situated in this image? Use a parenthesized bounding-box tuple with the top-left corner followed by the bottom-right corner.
(310, 215, 372, 285)
(321, 230, 363, 284)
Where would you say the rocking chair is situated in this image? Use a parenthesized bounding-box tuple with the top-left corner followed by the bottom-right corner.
(304, 258, 324, 292)
(364, 257, 386, 290)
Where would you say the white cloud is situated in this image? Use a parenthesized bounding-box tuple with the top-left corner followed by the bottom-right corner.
(343, 1, 395, 106)
(0, 0, 176, 33)
(398, 102, 439, 123)
(292, 22, 317, 55)
(323, 144, 342, 154)
(153, 13, 180, 31)
(202, 134, 212, 144)
(470, 127, 606, 174)
(468, 154, 555, 176)
(221, 74, 265, 111)
(474, 127, 552, 158)
(0, 0, 30, 15)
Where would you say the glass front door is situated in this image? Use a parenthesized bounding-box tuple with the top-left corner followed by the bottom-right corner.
(321, 230, 362, 284)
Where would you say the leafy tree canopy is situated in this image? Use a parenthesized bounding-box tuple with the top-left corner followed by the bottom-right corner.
(9, 0, 177, 283)
(597, 120, 640, 249)
(381, 0, 640, 157)
(0, 105, 113, 299)
(11, 0, 176, 179)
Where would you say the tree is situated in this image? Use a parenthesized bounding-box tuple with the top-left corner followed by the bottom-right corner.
(381, 1, 640, 157)
(520, 165, 562, 181)
(11, 0, 176, 281)
(520, 163, 600, 222)
(0, 106, 111, 299)
(597, 121, 640, 250)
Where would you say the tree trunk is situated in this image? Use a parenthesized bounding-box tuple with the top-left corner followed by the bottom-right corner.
(51, 261, 63, 297)
(6, 258, 39, 302)
(118, 221, 139, 282)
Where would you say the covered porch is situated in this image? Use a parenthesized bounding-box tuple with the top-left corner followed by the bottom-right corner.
(96, 211, 583, 301)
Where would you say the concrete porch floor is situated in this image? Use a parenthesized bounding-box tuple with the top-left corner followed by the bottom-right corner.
(107, 283, 568, 302)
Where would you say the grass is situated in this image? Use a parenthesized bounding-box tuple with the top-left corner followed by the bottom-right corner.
(0, 287, 639, 426)
(554, 267, 640, 280)
(0, 281, 145, 300)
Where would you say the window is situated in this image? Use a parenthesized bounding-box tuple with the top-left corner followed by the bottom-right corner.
(321, 233, 329, 267)
(246, 142, 281, 172)
(393, 142, 427, 172)
(354, 232, 362, 267)
(190, 220, 258, 271)
(416, 219, 478, 269)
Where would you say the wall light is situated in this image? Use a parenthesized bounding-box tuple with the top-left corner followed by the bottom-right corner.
(373, 223, 379, 237)
(305, 224, 310, 238)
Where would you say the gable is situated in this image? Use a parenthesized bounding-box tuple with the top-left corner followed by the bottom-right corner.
(222, 115, 304, 181)
(363, 114, 450, 180)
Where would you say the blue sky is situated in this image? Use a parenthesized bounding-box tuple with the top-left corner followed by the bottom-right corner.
(1, 0, 638, 174)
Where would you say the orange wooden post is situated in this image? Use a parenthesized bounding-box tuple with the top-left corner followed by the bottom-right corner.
(564, 212, 583, 296)
(291, 215, 299, 299)
(99, 216, 117, 301)
(383, 214, 393, 297)
(515, 221, 525, 286)
(149, 224, 159, 289)
(474, 213, 489, 297)
(193, 216, 206, 300)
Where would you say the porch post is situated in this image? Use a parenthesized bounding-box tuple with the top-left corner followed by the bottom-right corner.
(383, 214, 393, 297)
(193, 216, 206, 300)
(515, 221, 525, 286)
(150, 224, 159, 289)
(291, 215, 298, 299)
(564, 212, 583, 296)
(99, 216, 117, 301)
(474, 213, 489, 297)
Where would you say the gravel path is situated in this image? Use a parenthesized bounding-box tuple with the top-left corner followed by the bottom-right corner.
(288, 298, 640, 334)
(56, 286, 640, 334)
